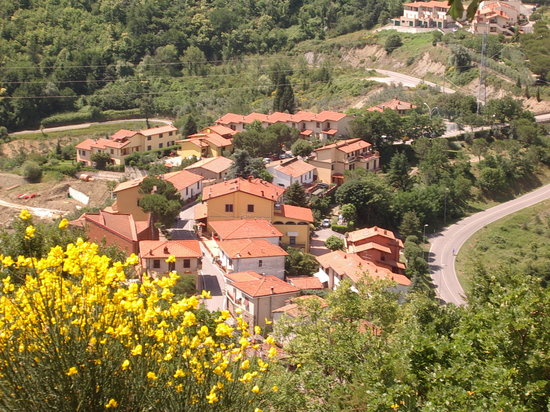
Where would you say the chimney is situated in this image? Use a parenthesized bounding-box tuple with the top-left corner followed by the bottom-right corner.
(163, 246, 169, 254)
(261, 190, 264, 197)
(149, 249, 153, 255)
(270, 287, 274, 295)
(248, 176, 253, 182)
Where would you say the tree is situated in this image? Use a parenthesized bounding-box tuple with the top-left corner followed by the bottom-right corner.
(228, 149, 268, 179)
(478, 166, 507, 193)
(285, 247, 319, 277)
(22, 161, 42, 183)
(91, 152, 112, 170)
(180, 115, 197, 137)
(484, 96, 523, 123)
(399, 211, 421, 239)
(325, 235, 344, 251)
(386, 152, 412, 190)
(449, 46, 471, 72)
(351, 110, 403, 148)
(139, 177, 182, 227)
(291, 139, 313, 158)
(471, 138, 489, 161)
(404, 236, 434, 297)
(384, 33, 402, 54)
(270, 62, 296, 113)
(414, 138, 450, 185)
(284, 182, 308, 207)
(340, 204, 356, 224)
(181, 46, 208, 76)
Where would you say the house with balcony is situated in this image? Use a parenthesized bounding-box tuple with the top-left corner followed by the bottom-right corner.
(308, 138, 380, 185)
(184, 156, 233, 183)
(139, 240, 202, 276)
(367, 98, 417, 115)
(346, 226, 406, 274)
(394, 1, 455, 29)
(224, 271, 300, 328)
(218, 239, 288, 279)
(215, 110, 353, 141)
(471, 1, 525, 35)
(273, 204, 314, 251)
(76, 125, 179, 166)
(177, 125, 236, 159)
(267, 158, 317, 188)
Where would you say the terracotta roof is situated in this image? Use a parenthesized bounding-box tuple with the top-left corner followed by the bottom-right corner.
(179, 132, 232, 148)
(195, 203, 208, 220)
(322, 129, 338, 135)
(84, 210, 142, 241)
(272, 295, 327, 316)
(228, 273, 300, 298)
(162, 170, 204, 191)
(204, 124, 237, 136)
(216, 111, 351, 126)
(273, 159, 316, 178)
(111, 129, 138, 141)
(209, 219, 282, 240)
(75, 138, 96, 150)
(286, 276, 324, 290)
(350, 242, 392, 254)
(139, 125, 177, 137)
(225, 270, 263, 282)
(300, 130, 313, 136)
(347, 226, 402, 245)
(315, 138, 371, 153)
(139, 240, 201, 258)
(112, 178, 142, 193)
(76, 138, 129, 151)
(316, 111, 347, 122)
(403, 1, 450, 9)
(202, 177, 285, 202)
(185, 156, 234, 174)
(367, 98, 417, 112)
(276, 204, 314, 223)
(218, 239, 288, 259)
(316, 250, 410, 286)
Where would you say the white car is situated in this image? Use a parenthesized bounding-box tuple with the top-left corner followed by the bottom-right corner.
(322, 219, 331, 228)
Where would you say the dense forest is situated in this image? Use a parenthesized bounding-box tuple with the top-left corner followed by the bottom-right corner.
(0, 0, 403, 130)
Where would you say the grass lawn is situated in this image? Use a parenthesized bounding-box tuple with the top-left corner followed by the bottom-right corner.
(456, 198, 550, 293)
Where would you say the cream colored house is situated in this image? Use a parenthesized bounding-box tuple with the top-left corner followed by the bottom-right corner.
(394, 1, 454, 29)
(139, 240, 202, 276)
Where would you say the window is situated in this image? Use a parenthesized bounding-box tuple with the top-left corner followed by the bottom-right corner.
(196, 182, 200, 189)
(185, 187, 189, 196)
(316, 122, 320, 128)
(289, 236, 296, 245)
(159, 133, 163, 138)
(147, 136, 151, 141)
(183, 259, 191, 268)
(247, 204, 254, 213)
(168, 261, 175, 271)
(225, 204, 234, 212)
(159, 143, 163, 148)
(153, 260, 161, 269)
(258, 260, 263, 267)
(169, 131, 173, 136)
(147, 145, 152, 151)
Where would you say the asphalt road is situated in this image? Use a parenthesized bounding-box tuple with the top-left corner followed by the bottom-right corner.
(429, 183, 550, 305)
(11, 118, 172, 135)
(365, 68, 456, 94)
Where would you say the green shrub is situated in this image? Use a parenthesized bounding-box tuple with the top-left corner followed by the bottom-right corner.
(331, 223, 355, 234)
(41, 106, 103, 127)
(22, 161, 43, 183)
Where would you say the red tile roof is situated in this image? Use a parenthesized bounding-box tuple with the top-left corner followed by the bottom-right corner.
(287, 276, 324, 290)
(316, 111, 347, 122)
(276, 204, 314, 223)
(322, 129, 338, 135)
(350, 242, 392, 254)
(316, 250, 410, 286)
(139, 125, 178, 137)
(112, 178, 142, 193)
(139, 240, 201, 258)
(315, 138, 371, 153)
(202, 177, 285, 202)
(347, 226, 402, 246)
(204, 125, 237, 137)
(185, 156, 234, 174)
(209, 219, 282, 240)
(163, 170, 204, 191)
(84, 210, 143, 241)
(111, 129, 138, 141)
(227, 272, 300, 298)
(273, 159, 316, 178)
(195, 203, 208, 220)
(403, 1, 450, 9)
(216, 111, 351, 126)
(218, 239, 288, 259)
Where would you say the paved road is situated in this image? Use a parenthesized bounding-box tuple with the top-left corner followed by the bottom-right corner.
(11, 118, 172, 135)
(0, 199, 67, 219)
(365, 68, 456, 94)
(429, 183, 550, 305)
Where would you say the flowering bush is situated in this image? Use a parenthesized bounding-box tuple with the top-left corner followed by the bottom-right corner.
(0, 234, 276, 410)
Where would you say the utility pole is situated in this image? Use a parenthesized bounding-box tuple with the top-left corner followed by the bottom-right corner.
(444, 188, 449, 225)
(477, 32, 487, 114)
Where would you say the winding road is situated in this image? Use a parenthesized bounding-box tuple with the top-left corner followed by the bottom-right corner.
(429, 183, 550, 305)
(11, 118, 172, 135)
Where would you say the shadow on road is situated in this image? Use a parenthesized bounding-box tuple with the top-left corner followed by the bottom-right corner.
(200, 274, 222, 297)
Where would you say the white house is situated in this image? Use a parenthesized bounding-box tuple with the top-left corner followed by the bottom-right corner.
(162, 169, 204, 202)
(267, 158, 317, 188)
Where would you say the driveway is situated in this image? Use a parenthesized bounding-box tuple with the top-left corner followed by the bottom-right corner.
(429, 183, 550, 305)
(310, 228, 345, 257)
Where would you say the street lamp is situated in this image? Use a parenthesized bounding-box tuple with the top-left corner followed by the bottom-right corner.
(423, 102, 440, 118)
(423, 224, 429, 244)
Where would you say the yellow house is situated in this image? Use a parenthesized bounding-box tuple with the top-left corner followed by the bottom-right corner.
(309, 138, 380, 185)
(139, 240, 202, 276)
(177, 125, 235, 159)
(196, 177, 314, 252)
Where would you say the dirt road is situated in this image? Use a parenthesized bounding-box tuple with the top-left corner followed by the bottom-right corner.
(11, 118, 172, 135)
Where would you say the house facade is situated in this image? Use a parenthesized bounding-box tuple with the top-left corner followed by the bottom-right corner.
(309, 138, 380, 185)
(367, 98, 417, 115)
(471, 1, 522, 35)
(394, 1, 454, 29)
(177, 125, 235, 159)
(267, 158, 317, 188)
(224, 271, 300, 328)
(139, 240, 202, 276)
(76, 125, 179, 166)
(218, 239, 288, 279)
(273, 204, 314, 251)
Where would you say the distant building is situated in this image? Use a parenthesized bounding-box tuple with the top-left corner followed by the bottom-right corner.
(471, 1, 525, 35)
(184, 156, 234, 183)
(76, 125, 179, 166)
(367, 98, 417, 115)
(394, 1, 454, 29)
(215, 111, 354, 141)
(309, 138, 380, 185)
(177, 125, 236, 159)
(266, 158, 317, 188)
(224, 271, 300, 328)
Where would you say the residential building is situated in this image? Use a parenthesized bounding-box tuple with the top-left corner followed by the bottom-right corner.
(217, 239, 288, 279)
(267, 158, 317, 188)
(209, 219, 282, 245)
(367, 98, 417, 115)
(139, 240, 202, 276)
(308, 138, 380, 185)
(273, 204, 314, 251)
(224, 271, 300, 328)
(471, 1, 523, 35)
(76, 125, 179, 166)
(177, 125, 236, 159)
(215, 110, 354, 140)
(71, 209, 158, 255)
(315, 250, 410, 291)
(393, 1, 454, 29)
(346, 226, 406, 274)
(108, 169, 203, 220)
(184, 156, 234, 183)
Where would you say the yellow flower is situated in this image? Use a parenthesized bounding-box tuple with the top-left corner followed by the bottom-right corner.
(174, 369, 185, 378)
(251, 385, 260, 394)
(254, 409, 263, 412)
(390, 404, 399, 410)
(206, 390, 219, 404)
(240, 359, 250, 370)
(272, 385, 279, 392)
(131, 344, 142, 356)
(24, 225, 36, 239)
(265, 336, 275, 345)
(147, 371, 158, 380)
(19, 209, 32, 220)
(264, 318, 272, 325)
(254, 326, 261, 335)
(105, 399, 118, 408)
(201, 290, 211, 299)
(268, 346, 278, 358)
(165, 255, 176, 263)
(121, 360, 130, 370)
(58, 218, 69, 229)
(66, 367, 78, 376)
(125, 254, 139, 266)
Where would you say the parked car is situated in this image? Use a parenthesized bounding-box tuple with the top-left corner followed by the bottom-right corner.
(17, 193, 37, 199)
(322, 218, 331, 228)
